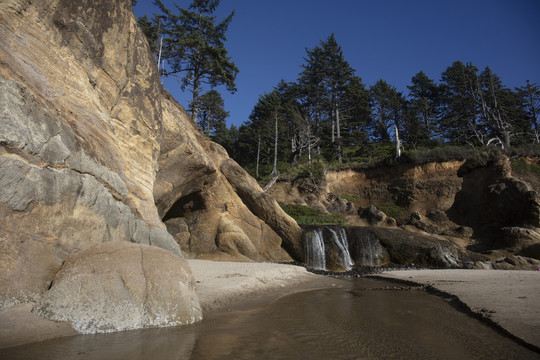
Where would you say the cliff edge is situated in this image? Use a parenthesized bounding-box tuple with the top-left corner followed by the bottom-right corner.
(0, 0, 302, 338)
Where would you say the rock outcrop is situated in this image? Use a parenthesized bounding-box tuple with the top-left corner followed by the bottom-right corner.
(0, 0, 303, 336)
(270, 160, 464, 225)
(448, 156, 540, 241)
(273, 155, 540, 266)
(34, 242, 202, 334)
(153, 90, 302, 262)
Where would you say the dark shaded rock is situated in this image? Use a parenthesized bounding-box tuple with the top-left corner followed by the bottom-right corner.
(322, 193, 355, 215)
(348, 227, 464, 268)
(359, 205, 387, 225)
(497, 227, 540, 252)
(448, 157, 540, 240)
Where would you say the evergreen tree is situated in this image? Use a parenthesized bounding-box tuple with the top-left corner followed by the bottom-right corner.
(154, 0, 239, 122)
(248, 91, 284, 177)
(516, 80, 540, 142)
(198, 90, 229, 138)
(407, 71, 440, 142)
(213, 124, 239, 157)
(137, 14, 160, 55)
(369, 79, 402, 142)
(320, 34, 355, 163)
(439, 61, 481, 145)
(299, 34, 361, 163)
(298, 45, 328, 156)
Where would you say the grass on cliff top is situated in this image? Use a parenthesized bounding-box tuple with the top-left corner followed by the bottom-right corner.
(279, 203, 347, 225)
(511, 158, 540, 174)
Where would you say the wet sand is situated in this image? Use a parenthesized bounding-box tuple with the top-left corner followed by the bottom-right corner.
(1, 276, 538, 359)
(1, 262, 539, 354)
(376, 269, 540, 349)
(187, 260, 350, 313)
(0, 260, 345, 349)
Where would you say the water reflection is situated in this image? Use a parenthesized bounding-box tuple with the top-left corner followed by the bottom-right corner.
(1, 278, 537, 359)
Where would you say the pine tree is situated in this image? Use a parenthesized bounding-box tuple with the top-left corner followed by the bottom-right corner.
(516, 80, 540, 143)
(407, 71, 439, 141)
(299, 34, 360, 163)
(299, 45, 328, 156)
(439, 61, 481, 145)
(137, 14, 160, 55)
(154, 0, 238, 122)
(198, 90, 229, 138)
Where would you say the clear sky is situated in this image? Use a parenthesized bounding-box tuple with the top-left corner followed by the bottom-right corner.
(133, 0, 540, 128)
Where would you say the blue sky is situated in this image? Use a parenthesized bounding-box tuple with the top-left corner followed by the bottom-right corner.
(133, 0, 540, 128)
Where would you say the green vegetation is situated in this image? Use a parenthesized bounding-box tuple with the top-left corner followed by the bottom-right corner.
(140, 0, 238, 122)
(377, 202, 406, 219)
(280, 203, 347, 225)
(340, 194, 358, 203)
(511, 158, 540, 175)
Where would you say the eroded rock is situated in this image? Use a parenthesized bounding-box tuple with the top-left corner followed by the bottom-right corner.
(33, 242, 202, 334)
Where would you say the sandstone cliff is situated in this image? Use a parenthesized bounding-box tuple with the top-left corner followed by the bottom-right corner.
(272, 157, 540, 269)
(0, 0, 302, 335)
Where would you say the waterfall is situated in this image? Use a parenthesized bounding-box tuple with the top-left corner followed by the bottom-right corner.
(326, 227, 354, 271)
(360, 232, 376, 267)
(304, 228, 326, 270)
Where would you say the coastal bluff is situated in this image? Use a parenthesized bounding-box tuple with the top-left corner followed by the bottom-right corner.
(0, 0, 302, 337)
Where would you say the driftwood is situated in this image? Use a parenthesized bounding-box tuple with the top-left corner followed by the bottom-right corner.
(263, 174, 279, 192)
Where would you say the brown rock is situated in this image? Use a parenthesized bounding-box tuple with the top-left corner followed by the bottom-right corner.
(449, 156, 540, 242)
(219, 159, 304, 261)
(33, 242, 202, 334)
(359, 205, 387, 225)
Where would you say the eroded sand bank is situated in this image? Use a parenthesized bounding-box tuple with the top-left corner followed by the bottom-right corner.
(376, 269, 540, 349)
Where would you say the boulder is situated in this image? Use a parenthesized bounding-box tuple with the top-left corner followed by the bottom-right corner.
(497, 227, 540, 252)
(347, 227, 466, 268)
(449, 156, 540, 240)
(359, 205, 387, 225)
(33, 242, 202, 334)
(408, 210, 473, 238)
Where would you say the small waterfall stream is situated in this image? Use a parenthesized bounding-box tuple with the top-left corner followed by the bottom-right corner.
(358, 231, 376, 266)
(326, 227, 354, 271)
(304, 227, 326, 270)
(302, 226, 391, 271)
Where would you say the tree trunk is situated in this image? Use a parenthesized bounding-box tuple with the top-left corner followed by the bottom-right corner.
(192, 78, 200, 123)
(271, 111, 278, 176)
(394, 124, 401, 162)
(256, 133, 261, 178)
(206, 110, 211, 137)
(336, 106, 342, 164)
(308, 135, 312, 168)
(331, 91, 336, 143)
(315, 108, 321, 155)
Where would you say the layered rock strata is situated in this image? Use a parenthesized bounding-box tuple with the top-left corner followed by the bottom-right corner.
(0, 0, 303, 335)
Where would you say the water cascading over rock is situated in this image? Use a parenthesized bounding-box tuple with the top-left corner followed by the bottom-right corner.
(326, 227, 354, 271)
(303, 228, 326, 270)
(302, 226, 356, 271)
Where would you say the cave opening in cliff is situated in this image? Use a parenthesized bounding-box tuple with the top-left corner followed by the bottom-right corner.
(163, 191, 206, 222)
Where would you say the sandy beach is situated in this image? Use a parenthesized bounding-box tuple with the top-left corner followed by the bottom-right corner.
(1, 261, 539, 353)
(187, 260, 348, 313)
(0, 260, 344, 349)
(376, 269, 540, 350)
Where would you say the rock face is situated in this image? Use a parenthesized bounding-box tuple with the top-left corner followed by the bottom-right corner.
(272, 156, 540, 265)
(448, 157, 540, 241)
(34, 242, 202, 334)
(270, 161, 464, 225)
(0, 0, 303, 335)
(153, 91, 302, 262)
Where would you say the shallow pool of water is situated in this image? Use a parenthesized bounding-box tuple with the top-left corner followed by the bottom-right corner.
(1, 278, 537, 359)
